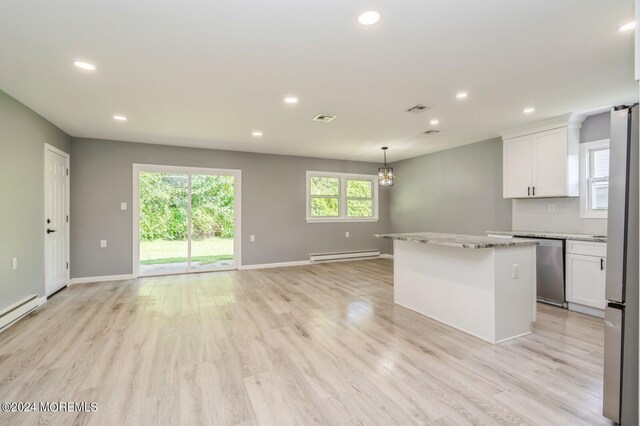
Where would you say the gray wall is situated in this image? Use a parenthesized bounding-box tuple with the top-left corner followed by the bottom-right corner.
(580, 111, 610, 143)
(0, 90, 71, 309)
(70, 138, 391, 278)
(389, 137, 512, 235)
(512, 111, 610, 235)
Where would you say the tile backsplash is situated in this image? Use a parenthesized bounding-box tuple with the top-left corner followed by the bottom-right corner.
(512, 198, 607, 235)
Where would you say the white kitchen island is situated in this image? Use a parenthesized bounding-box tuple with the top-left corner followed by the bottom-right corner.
(377, 233, 538, 344)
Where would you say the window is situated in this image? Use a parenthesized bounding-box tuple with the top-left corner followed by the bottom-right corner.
(306, 171, 379, 222)
(580, 139, 609, 219)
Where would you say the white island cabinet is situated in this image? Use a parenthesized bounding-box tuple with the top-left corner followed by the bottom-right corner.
(377, 233, 538, 344)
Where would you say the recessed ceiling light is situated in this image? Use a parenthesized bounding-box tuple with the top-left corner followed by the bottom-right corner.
(523, 107, 535, 114)
(430, 119, 439, 125)
(252, 131, 263, 137)
(456, 92, 468, 99)
(358, 11, 381, 26)
(284, 96, 299, 104)
(73, 61, 96, 71)
(113, 114, 127, 121)
(619, 21, 636, 32)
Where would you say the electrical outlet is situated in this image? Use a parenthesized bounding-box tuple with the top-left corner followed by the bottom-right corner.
(345, 231, 350, 238)
(11, 257, 17, 271)
(547, 204, 556, 213)
(120, 202, 127, 211)
(512, 264, 520, 279)
(250, 235, 255, 242)
(100, 240, 107, 248)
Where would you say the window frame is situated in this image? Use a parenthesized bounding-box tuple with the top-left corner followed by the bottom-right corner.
(579, 139, 610, 219)
(306, 171, 379, 223)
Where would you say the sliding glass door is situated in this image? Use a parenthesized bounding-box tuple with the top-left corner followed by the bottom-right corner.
(139, 171, 189, 275)
(189, 174, 235, 272)
(135, 165, 240, 276)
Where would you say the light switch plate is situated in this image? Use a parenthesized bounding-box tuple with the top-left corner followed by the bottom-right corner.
(547, 204, 556, 213)
(250, 235, 255, 242)
(120, 202, 127, 211)
(100, 240, 107, 248)
(11, 257, 17, 271)
(345, 231, 350, 238)
(512, 264, 520, 279)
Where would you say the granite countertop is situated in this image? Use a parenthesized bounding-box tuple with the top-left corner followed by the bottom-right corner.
(486, 230, 607, 243)
(375, 232, 539, 249)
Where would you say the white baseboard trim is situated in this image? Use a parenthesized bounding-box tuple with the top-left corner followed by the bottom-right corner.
(69, 255, 391, 278)
(69, 274, 135, 285)
(238, 260, 310, 270)
(239, 255, 391, 270)
(568, 302, 605, 318)
(39, 296, 47, 306)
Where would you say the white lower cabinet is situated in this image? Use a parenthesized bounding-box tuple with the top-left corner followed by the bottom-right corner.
(566, 251, 606, 317)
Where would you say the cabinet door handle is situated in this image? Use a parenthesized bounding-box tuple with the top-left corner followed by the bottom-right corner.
(601, 258, 605, 270)
(532, 186, 536, 196)
(528, 186, 531, 196)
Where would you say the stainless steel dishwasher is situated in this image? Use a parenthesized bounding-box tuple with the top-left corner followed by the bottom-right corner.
(535, 238, 565, 306)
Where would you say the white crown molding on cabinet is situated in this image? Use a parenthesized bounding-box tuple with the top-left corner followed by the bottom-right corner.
(499, 113, 588, 140)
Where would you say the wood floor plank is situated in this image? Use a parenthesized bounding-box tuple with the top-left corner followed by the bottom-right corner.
(0, 259, 613, 425)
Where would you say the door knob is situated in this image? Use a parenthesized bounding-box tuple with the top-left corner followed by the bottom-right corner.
(46, 229, 56, 234)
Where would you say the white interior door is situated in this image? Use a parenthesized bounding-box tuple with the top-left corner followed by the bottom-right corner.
(44, 144, 70, 296)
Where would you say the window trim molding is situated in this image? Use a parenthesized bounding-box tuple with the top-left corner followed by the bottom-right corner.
(306, 171, 379, 223)
(579, 139, 609, 219)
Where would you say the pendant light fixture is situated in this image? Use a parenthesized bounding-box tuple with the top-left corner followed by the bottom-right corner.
(378, 147, 395, 186)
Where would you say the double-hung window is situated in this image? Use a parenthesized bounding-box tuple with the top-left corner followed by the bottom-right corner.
(580, 139, 610, 218)
(306, 171, 379, 222)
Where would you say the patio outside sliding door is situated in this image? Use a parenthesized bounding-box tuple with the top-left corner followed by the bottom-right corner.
(135, 165, 240, 277)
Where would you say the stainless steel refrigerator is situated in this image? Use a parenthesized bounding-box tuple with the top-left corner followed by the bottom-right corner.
(603, 104, 639, 425)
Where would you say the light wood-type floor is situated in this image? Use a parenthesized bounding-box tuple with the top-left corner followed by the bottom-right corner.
(0, 259, 611, 425)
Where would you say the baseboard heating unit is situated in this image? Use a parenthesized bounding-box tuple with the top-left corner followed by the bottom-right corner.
(0, 294, 39, 332)
(310, 250, 380, 263)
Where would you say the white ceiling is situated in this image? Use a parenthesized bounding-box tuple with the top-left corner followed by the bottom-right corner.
(0, 0, 637, 162)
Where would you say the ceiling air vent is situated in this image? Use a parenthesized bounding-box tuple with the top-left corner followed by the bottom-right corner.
(313, 114, 336, 122)
(406, 104, 431, 113)
(423, 129, 440, 135)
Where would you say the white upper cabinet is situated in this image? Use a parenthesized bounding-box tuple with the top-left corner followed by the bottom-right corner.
(531, 127, 570, 197)
(501, 114, 584, 199)
(503, 135, 533, 198)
